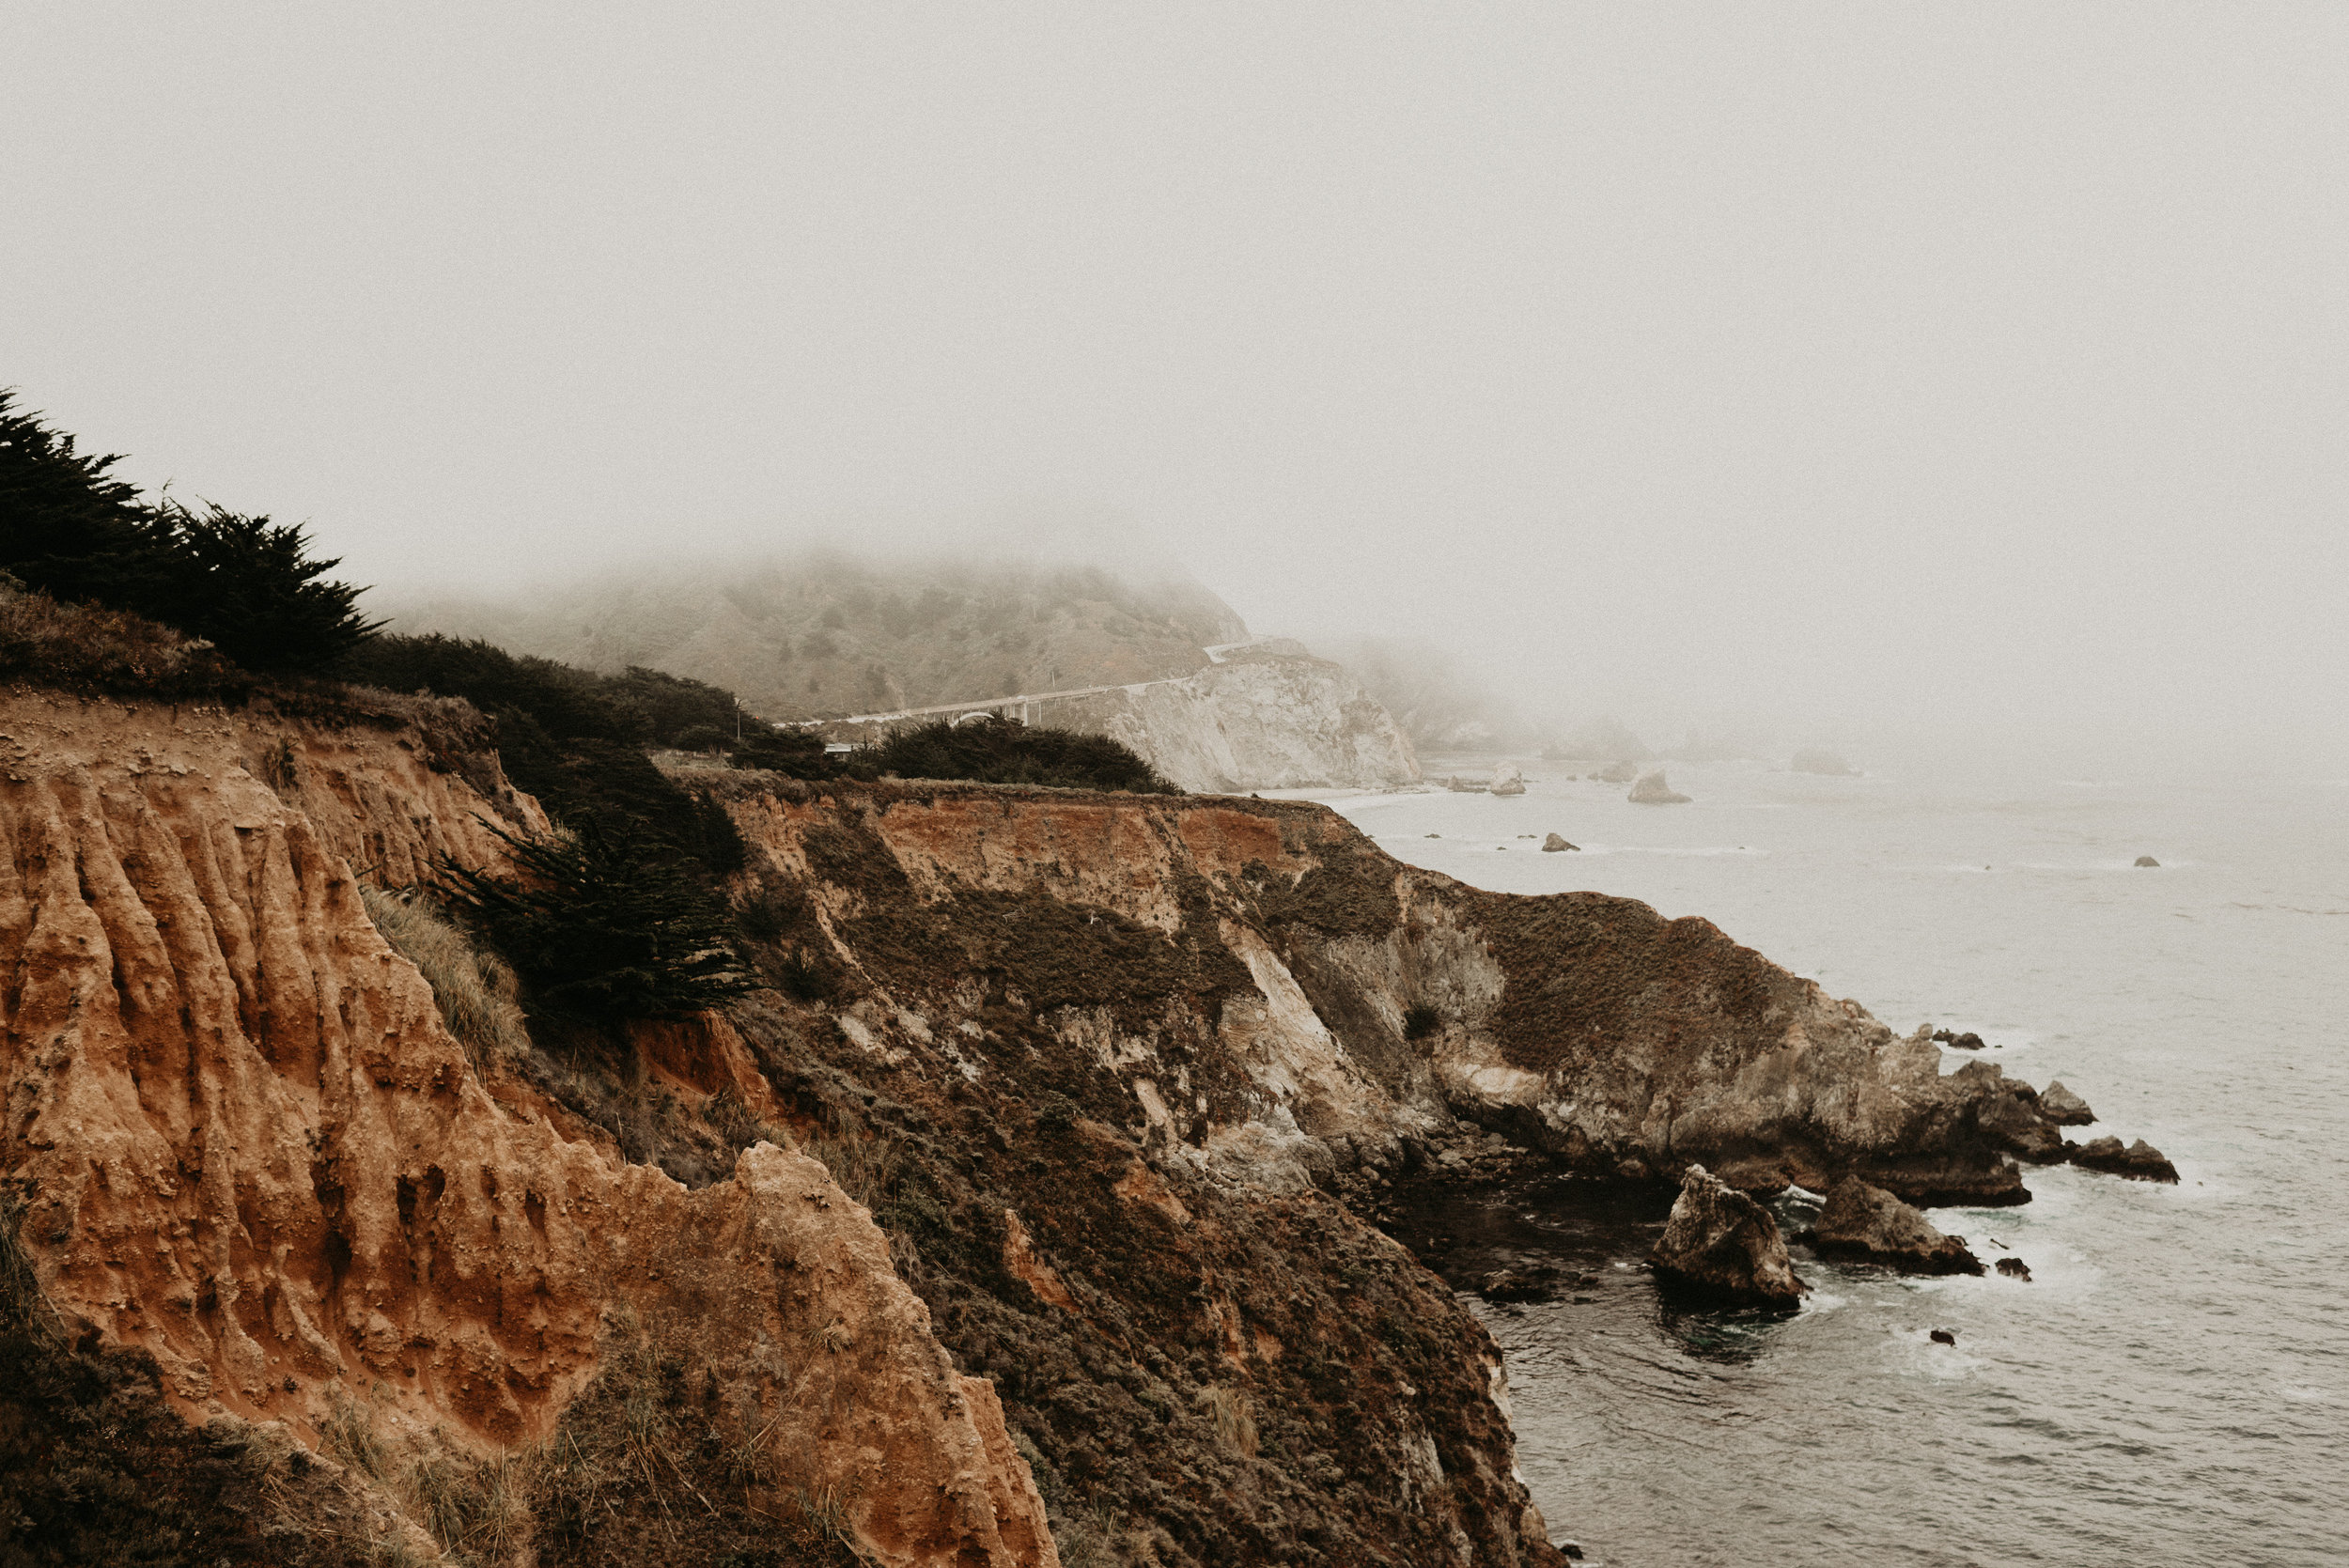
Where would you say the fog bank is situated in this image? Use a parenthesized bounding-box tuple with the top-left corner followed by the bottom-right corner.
(6, 5, 2343, 766)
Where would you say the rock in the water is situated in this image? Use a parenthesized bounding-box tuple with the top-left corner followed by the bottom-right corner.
(1593, 759, 1638, 784)
(1541, 832, 1579, 852)
(1649, 1164, 1808, 1309)
(1791, 749, 1858, 776)
(2135, 855, 2160, 867)
(1996, 1257, 2032, 1281)
(1489, 762, 1527, 797)
(1929, 1328, 1956, 1345)
(1931, 1028, 1986, 1050)
(2038, 1079, 2096, 1126)
(1627, 769, 1691, 805)
(2071, 1136, 2180, 1183)
(1478, 1266, 1555, 1303)
(1809, 1174, 1984, 1275)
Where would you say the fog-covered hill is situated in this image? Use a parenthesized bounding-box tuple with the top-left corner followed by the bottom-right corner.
(382, 552, 1249, 722)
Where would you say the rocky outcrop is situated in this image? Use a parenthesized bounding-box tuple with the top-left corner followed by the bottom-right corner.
(1790, 750, 1858, 776)
(1627, 769, 1689, 804)
(2072, 1136, 2179, 1183)
(0, 693, 1056, 1567)
(703, 773, 2055, 1208)
(1592, 760, 1638, 784)
(1808, 1176, 1983, 1275)
(1489, 763, 1526, 797)
(1996, 1257, 2032, 1281)
(1949, 1060, 2072, 1164)
(2135, 856, 2160, 868)
(1541, 833, 1577, 852)
(1648, 1166, 1807, 1309)
(2039, 1079, 2096, 1125)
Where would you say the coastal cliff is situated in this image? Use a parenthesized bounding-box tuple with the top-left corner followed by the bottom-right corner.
(1022, 641, 1421, 793)
(0, 687, 2069, 1564)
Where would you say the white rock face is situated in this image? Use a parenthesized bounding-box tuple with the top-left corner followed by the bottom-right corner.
(1080, 649, 1421, 793)
(1488, 762, 1526, 796)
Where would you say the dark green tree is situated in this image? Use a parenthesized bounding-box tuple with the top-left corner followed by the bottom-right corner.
(439, 822, 754, 1023)
(0, 390, 179, 613)
(0, 392, 381, 674)
(151, 502, 383, 672)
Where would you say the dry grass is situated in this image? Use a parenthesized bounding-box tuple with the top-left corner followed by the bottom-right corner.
(1200, 1384, 1259, 1458)
(358, 883, 532, 1075)
(801, 1107, 898, 1211)
(0, 572, 223, 695)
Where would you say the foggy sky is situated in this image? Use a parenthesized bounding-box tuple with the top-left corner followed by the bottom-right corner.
(7, 6, 2345, 761)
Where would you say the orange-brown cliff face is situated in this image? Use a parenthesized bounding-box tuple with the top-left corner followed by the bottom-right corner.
(0, 692, 1056, 1568)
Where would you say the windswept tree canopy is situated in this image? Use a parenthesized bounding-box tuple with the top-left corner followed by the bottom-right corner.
(0, 391, 380, 672)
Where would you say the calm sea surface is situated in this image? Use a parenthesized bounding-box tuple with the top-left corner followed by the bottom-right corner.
(1298, 756, 2348, 1567)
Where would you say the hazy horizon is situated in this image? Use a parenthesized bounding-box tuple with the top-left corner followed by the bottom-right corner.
(8, 6, 2345, 768)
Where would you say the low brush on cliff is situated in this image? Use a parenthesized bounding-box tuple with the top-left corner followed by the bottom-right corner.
(438, 819, 756, 1024)
(348, 631, 752, 877)
(841, 715, 1181, 793)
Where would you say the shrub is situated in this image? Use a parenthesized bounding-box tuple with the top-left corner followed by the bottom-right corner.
(670, 723, 730, 753)
(731, 726, 836, 777)
(0, 573, 237, 699)
(348, 635, 748, 877)
(845, 717, 1177, 793)
(438, 822, 755, 1024)
(1402, 1003, 1441, 1041)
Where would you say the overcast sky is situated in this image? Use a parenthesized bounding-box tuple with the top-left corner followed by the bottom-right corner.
(7, 5, 2344, 758)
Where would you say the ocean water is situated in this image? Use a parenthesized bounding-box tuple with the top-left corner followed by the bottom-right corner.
(1295, 756, 2349, 1567)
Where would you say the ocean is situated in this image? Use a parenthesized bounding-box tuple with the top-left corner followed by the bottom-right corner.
(1295, 755, 2348, 1567)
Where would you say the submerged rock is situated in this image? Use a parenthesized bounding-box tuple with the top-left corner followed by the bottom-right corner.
(1929, 1328, 1956, 1346)
(2135, 855, 2161, 867)
(1489, 762, 1527, 797)
(1649, 1165, 1808, 1309)
(1996, 1257, 2033, 1281)
(1541, 832, 1579, 852)
(2072, 1136, 2180, 1183)
(1809, 1175, 1984, 1275)
(2038, 1079, 2096, 1126)
(1478, 1265, 1556, 1303)
(1627, 769, 1691, 804)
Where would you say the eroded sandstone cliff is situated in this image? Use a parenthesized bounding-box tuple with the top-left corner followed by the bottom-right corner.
(0, 691, 1054, 1566)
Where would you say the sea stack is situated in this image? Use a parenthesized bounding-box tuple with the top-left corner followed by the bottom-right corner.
(1541, 832, 1578, 852)
(1649, 1165, 1808, 1309)
(1490, 762, 1527, 796)
(1628, 769, 1691, 804)
(1809, 1175, 1984, 1275)
(2038, 1080, 2096, 1125)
